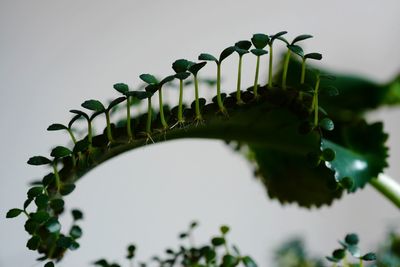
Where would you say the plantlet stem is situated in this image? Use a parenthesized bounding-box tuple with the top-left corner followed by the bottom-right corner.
(236, 55, 244, 104)
(369, 173, 400, 208)
(87, 120, 93, 148)
(313, 76, 320, 127)
(53, 163, 61, 192)
(178, 80, 184, 123)
(216, 63, 226, 114)
(268, 44, 273, 88)
(300, 58, 306, 84)
(126, 96, 133, 140)
(158, 87, 168, 129)
(282, 49, 291, 89)
(193, 75, 202, 120)
(67, 129, 77, 144)
(253, 56, 261, 98)
(359, 258, 363, 267)
(146, 97, 152, 134)
(105, 111, 114, 143)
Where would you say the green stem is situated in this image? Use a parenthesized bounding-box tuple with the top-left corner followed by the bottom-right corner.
(236, 55, 243, 104)
(369, 174, 400, 209)
(282, 49, 291, 89)
(146, 97, 152, 134)
(253, 55, 260, 98)
(216, 63, 226, 113)
(105, 111, 114, 143)
(268, 44, 273, 88)
(126, 96, 133, 140)
(194, 75, 202, 120)
(313, 77, 320, 127)
(300, 58, 306, 84)
(158, 86, 168, 129)
(178, 79, 184, 122)
(53, 163, 61, 192)
(67, 129, 77, 144)
(87, 119, 93, 147)
(359, 258, 363, 267)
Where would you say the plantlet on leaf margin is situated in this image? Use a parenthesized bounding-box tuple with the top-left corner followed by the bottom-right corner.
(300, 53, 322, 84)
(113, 83, 135, 141)
(172, 59, 191, 126)
(198, 46, 236, 115)
(267, 31, 287, 88)
(188, 62, 207, 122)
(234, 40, 252, 104)
(251, 33, 269, 98)
(47, 114, 81, 145)
(278, 34, 313, 89)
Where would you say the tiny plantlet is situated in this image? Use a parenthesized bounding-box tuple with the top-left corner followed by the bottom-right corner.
(6, 31, 400, 267)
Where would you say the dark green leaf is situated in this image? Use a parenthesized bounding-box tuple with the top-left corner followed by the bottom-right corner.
(276, 36, 289, 45)
(27, 186, 44, 199)
(251, 33, 269, 49)
(322, 148, 336, 161)
(107, 96, 126, 111)
(219, 46, 236, 62)
(326, 256, 339, 262)
(220, 225, 230, 234)
(93, 259, 109, 267)
(235, 40, 252, 51)
(68, 114, 83, 128)
(69, 240, 80, 250)
(70, 225, 83, 239)
(211, 237, 225, 246)
(113, 83, 129, 94)
(126, 244, 136, 259)
(319, 118, 334, 131)
(321, 86, 339, 97)
(50, 146, 72, 158)
(34, 194, 49, 209)
(6, 208, 23, 218)
(304, 53, 322, 60)
(345, 233, 359, 245)
(45, 218, 61, 233)
(339, 177, 354, 189)
(270, 31, 287, 42)
(222, 254, 238, 267)
(31, 210, 50, 223)
(145, 84, 158, 95)
(57, 235, 72, 248)
(188, 62, 207, 75)
(24, 219, 38, 234)
(129, 90, 150, 100)
(235, 47, 249, 56)
(172, 59, 191, 73)
(73, 139, 89, 153)
(42, 173, 55, 187)
(44, 262, 55, 267)
(190, 221, 198, 229)
(242, 256, 258, 267)
(60, 184, 76, 196)
(81, 99, 105, 112)
(24, 198, 33, 209)
(160, 75, 175, 85)
(27, 156, 52, 166)
(50, 199, 65, 212)
(27, 236, 40, 250)
(139, 74, 159, 85)
(332, 248, 346, 259)
(250, 49, 268, 56)
(198, 53, 218, 63)
(362, 252, 377, 261)
(288, 44, 304, 57)
(174, 72, 190, 80)
(72, 209, 83, 221)
(292, 34, 313, 44)
(70, 109, 89, 120)
(47, 124, 67, 131)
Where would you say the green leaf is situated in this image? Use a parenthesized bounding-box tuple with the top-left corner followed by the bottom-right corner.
(60, 184, 76, 196)
(190, 221, 198, 229)
(198, 53, 218, 63)
(70, 225, 83, 239)
(27, 236, 40, 250)
(345, 233, 359, 245)
(107, 97, 126, 111)
(81, 99, 105, 112)
(6, 208, 23, 218)
(362, 252, 377, 261)
(326, 256, 340, 263)
(68, 114, 82, 128)
(24, 219, 38, 234)
(34, 194, 49, 209)
(322, 148, 336, 161)
(321, 86, 339, 97)
(126, 244, 136, 259)
(250, 49, 268, 56)
(188, 62, 207, 75)
(292, 34, 313, 44)
(242, 256, 258, 267)
(42, 173, 55, 187)
(276, 36, 289, 45)
(174, 72, 190, 80)
(235, 40, 252, 51)
(172, 59, 191, 73)
(27, 156, 52, 166)
(219, 46, 236, 62)
(44, 262, 55, 267)
(73, 139, 89, 153)
(304, 53, 322, 60)
(270, 31, 287, 42)
(45, 217, 61, 233)
(69, 109, 89, 120)
(145, 84, 158, 95)
(24, 198, 33, 209)
(332, 248, 346, 259)
(160, 75, 175, 85)
(72, 209, 83, 221)
(57, 235, 73, 248)
(113, 83, 129, 94)
(211, 237, 225, 246)
(288, 44, 304, 57)
(222, 254, 238, 267)
(50, 199, 65, 212)
(27, 186, 44, 199)
(251, 33, 269, 49)
(50, 146, 72, 158)
(139, 74, 159, 85)
(319, 118, 334, 131)
(129, 90, 151, 100)
(93, 259, 109, 267)
(31, 210, 50, 223)
(220, 225, 230, 234)
(47, 123, 67, 131)
(321, 121, 388, 192)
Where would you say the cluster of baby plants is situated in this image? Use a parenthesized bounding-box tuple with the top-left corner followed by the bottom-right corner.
(93, 222, 258, 267)
(6, 31, 400, 266)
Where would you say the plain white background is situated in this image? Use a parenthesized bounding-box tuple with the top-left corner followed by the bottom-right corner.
(1, 0, 399, 266)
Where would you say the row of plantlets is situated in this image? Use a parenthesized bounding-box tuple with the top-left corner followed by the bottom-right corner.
(6, 31, 391, 267)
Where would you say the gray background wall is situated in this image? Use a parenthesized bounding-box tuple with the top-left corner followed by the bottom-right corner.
(1, 0, 399, 266)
